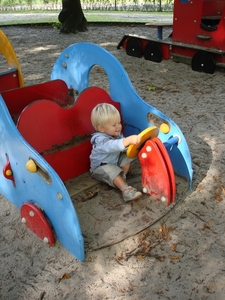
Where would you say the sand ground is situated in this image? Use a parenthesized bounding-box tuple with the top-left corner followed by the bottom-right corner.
(0, 24, 225, 300)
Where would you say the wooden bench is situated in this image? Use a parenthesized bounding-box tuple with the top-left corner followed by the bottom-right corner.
(16, 86, 121, 182)
(145, 23, 173, 39)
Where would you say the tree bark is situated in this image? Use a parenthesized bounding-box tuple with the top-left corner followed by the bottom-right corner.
(58, 0, 88, 34)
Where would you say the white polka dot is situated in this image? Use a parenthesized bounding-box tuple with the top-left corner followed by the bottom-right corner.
(161, 196, 166, 202)
(141, 152, 147, 158)
(143, 187, 148, 193)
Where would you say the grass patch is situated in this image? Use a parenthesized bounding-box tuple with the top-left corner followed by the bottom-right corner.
(0, 10, 173, 26)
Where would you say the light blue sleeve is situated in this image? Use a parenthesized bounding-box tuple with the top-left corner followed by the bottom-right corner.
(95, 135, 126, 153)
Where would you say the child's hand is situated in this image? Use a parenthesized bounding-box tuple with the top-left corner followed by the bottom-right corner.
(123, 135, 141, 147)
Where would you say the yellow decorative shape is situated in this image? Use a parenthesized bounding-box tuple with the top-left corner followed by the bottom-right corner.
(127, 126, 159, 159)
(26, 159, 37, 173)
(160, 123, 170, 134)
(6, 169, 12, 176)
(0, 29, 24, 87)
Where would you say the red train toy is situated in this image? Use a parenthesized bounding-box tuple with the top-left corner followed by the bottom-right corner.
(118, 0, 225, 74)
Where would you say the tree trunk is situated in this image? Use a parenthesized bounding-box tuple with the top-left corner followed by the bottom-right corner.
(58, 0, 88, 34)
(158, 0, 162, 11)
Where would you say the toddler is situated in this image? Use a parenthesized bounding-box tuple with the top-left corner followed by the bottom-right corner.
(89, 103, 142, 202)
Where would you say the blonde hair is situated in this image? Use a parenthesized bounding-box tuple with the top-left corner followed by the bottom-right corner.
(91, 103, 120, 131)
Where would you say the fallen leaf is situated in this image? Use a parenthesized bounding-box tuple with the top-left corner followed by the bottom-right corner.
(116, 255, 124, 261)
(221, 185, 225, 195)
(146, 83, 156, 91)
(136, 254, 146, 260)
(86, 189, 99, 199)
(155, 256, 165, 262)
(168, 255, 180, 260)
(144, 246, 151, 254)
(129, 282, 139, 291)
(158, 222, 172, 240)
(196, 183, 204, 191)
(203, 223, 213, 231)
(203, 284, 216, 293)
(214, 194, 223, 201)
(58, 273, 71, 282)
(202, 223, 217, 234)
(171, 243, 177, 252)
(140, 240, 150, 248)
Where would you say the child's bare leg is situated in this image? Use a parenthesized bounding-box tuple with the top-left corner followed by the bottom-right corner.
(120, 162, 131, 175)
(113, 174, 127, 190)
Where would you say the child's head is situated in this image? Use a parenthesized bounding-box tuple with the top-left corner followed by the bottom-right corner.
(91, 103, 121, 134)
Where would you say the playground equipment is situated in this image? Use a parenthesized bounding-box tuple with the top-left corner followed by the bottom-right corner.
(0, 29, 24, 91)
(0, 32, 193, 261)
(118, 0, 225, 74)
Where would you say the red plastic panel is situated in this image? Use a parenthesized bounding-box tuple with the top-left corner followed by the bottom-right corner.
(1, 79, 73, 119)
(171, 45, 196, 58)
(0, 69, 20, 93)
(18, 99, 78, 153)
(20, 203, 55, 246)
(17, 87, 121, 181)
(43, 141, 92, 182)
(2, 157, 16, 186)
(202, 0, 225, 16)
(173, 0, 202, 44)
(17, 87, 120, 152)
(139, 139, 171, 205)
(153, 137, 176, 203)
(70, 87, 121, 135)
(160, 43, 171, 60)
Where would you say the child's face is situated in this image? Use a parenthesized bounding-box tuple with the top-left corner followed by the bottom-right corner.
(98, 116, 122, 137)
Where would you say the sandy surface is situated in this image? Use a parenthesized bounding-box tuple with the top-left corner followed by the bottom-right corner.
(0, 24, 225, 300)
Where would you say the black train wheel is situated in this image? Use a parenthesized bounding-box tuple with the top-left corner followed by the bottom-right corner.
(143, 41, 163, 63)
(126, 37, 142, 58)
(191, 51, 216, 74)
